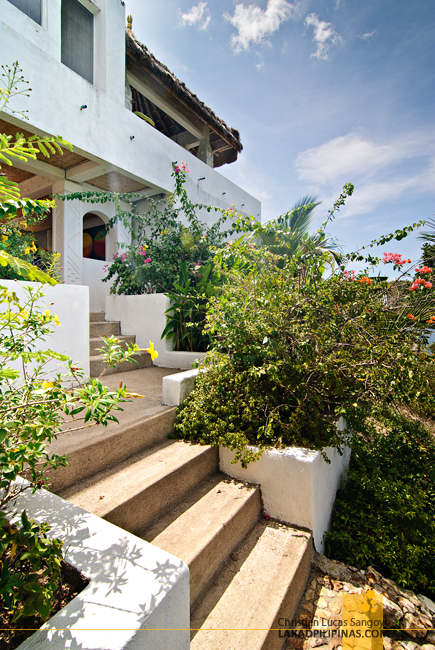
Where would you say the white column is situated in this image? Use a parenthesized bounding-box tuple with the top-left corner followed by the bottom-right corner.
(52, 181, 83, 285)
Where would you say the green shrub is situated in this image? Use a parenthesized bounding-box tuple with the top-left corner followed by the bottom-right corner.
(0, 510, 64, 622)
(325, 409, 435, 598)
(175, 232, 435, 466)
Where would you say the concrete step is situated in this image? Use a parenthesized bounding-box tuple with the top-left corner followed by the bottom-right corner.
(49, 406, 178, 492)
(90, 311, 105, 322)
(90, 320, 120, 337)
(90, 334, 137, 356)
(90, 350, 151, 378)
(190, 522, 313, 650)
(143, 475, 261, 609)
(59, 440, 219, 535)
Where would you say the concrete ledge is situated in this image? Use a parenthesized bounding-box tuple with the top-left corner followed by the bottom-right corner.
(162, 369, 199, 405)
(219, 435, 351, 554)
(12, 482, 190, 650)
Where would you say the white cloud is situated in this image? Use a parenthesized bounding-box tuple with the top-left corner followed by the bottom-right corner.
(179, 2, 211, 30)
(296, 132, 433, 185)
(358, 30, 377, 40)
(304, 13, 341, 60)
(224, 0, 298, 53)
(295, 131, 435, 217)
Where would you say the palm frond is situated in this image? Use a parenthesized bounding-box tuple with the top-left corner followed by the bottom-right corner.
(279, 195, 321, 235)
(418, 218, 435, 243)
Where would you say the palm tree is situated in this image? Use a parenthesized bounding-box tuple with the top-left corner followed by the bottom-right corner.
(259, 195, 342, 263)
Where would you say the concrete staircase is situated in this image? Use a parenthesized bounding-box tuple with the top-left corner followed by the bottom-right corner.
(52, 368, 313, 650)
(89, 311, 151, 377)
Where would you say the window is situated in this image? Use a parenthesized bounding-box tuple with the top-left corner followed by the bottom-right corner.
(61, 0, 94, 84)
(7, 0, 41, 24)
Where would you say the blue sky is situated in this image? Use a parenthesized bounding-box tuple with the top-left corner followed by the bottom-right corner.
(124, 0, 435, 262)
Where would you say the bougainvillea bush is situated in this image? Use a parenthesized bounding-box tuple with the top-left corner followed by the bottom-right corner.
(175, 222, 435, 466)
(61, 163, 238, 296)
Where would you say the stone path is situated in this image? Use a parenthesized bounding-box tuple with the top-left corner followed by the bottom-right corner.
(284, 554, 435, 650)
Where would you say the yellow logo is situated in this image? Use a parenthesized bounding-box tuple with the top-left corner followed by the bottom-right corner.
(341, 589, 383, 650)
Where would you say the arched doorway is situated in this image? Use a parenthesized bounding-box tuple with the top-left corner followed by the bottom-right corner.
(82, 213, 106, 261)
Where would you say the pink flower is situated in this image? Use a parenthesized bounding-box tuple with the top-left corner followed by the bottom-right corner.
(382, 252, 410, 266)
(174, 161, 190, 173)
(425, 281, 432, 289)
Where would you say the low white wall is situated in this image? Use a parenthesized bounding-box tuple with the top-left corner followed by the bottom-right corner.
(0, 280, 90, 376)
(105, 294, 204, 369)
(220, 441, 351, 554)
(12, 482, 190, 650)
(83, 258, 114, 312)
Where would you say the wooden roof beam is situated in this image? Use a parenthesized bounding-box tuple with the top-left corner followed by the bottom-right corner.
(127, 70, 209, 142)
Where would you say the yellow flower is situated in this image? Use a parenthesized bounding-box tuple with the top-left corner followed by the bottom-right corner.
(163, 230, 168, 234)
(42, 381, 54, 389)
(20, 221, 28, 228)
(1, 235, 8, 243)
(31, 242, 37, 253)
(18, 310, 28, 319)
(44, 310, 51, 318)
(24, 247, 31, 255)
(145, 341, 158, 361)
(53, 315, 60, 326)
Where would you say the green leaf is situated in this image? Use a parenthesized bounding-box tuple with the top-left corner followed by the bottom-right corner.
(0, 250, 56, 284)
(0, 367, 20, 380)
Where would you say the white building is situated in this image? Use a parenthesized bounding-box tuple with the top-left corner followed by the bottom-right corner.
(0, 0, 261, 309)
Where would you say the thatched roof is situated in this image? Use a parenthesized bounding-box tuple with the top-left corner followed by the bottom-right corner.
(126, 29, 243, 166)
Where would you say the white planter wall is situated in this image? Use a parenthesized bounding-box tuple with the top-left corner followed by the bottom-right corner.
(13, 482, 189, 650)
(220, 440, 351, 554)
(0, 280, 90, 376)
(106, 293, 205, 369)
(83, 258, 114, 311)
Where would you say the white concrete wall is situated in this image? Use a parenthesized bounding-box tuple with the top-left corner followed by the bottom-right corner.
(105, 293, 205, 369)
(83, 258, 113, 311)
(12, 482, 190, 650)
(0, 0, 261, 220)
(0, 280, 90, 376)
(220, 443, 351, 553)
